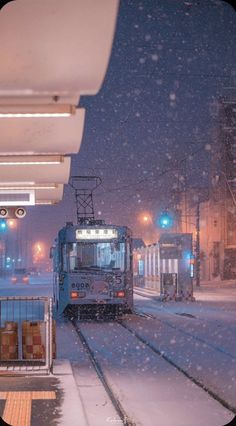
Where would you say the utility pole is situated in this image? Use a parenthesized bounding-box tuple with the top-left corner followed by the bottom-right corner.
(195, 201, 200, 287)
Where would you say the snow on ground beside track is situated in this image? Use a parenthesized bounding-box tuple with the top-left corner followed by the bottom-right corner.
(78, 321, 233, 426)
(123, 313, 236, 410)
(56, 320, 119, 426)
(0, 273, 53, 297)
(134, 297, 236, 357)
(133, 281, 236, 413)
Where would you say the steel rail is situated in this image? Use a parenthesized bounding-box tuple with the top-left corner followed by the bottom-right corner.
(119, 318, 236, 416)
(134, 291, 236, 360)
(71, 319, 136, 426)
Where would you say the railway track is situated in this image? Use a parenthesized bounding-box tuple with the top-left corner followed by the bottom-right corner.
(70, 313, 236, 421)
(134, 289, 236, 358)
(71, 319, 136, 426)
(134, 287, 236, 318)
(134, 310, 236, 361)
(119, 314, 236, 416)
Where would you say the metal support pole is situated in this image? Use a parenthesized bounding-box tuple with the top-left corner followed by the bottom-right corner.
(49, 297, 53, 372)
(45, 299, 49, 373)
(195, 201, 200, 287)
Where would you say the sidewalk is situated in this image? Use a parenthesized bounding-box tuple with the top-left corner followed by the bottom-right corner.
(135, 279, 236, 297)
(0, 359, 87, 426)
(196, 279, 236, 288)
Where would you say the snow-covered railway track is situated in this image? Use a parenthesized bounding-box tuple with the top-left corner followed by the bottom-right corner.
(134, 290, 236, 357)
(135, 310, 236, 361)
(119, 318, 236, 416)
(68, 317, 234, 425)
(71, 319, 135, 426)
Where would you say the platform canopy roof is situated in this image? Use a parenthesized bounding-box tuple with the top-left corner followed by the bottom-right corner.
(0, 0, 119, 101)
(0, 157, 71, 184)
(0, 0, 119, 207)
(0, 109, 85, 155)
(35, 185, 64, 205)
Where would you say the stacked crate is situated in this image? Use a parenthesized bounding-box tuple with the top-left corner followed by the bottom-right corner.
(0, 321, 18, 360)
(22, 321, 46, 359)
(22, 320, 56, 359)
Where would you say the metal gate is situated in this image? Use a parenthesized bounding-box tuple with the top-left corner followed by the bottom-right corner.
(0, 296, 54, 374)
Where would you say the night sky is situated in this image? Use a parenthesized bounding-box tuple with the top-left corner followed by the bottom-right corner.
(21, 0, 235, 260)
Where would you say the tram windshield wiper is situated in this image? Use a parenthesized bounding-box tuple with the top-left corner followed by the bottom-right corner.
(79, 266, 102, 271)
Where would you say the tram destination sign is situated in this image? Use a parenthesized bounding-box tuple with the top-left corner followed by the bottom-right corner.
(76, 228, 118, 240)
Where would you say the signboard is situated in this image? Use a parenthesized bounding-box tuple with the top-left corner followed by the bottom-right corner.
(75, 228, 118, 240)
(160, 243, 182, 259)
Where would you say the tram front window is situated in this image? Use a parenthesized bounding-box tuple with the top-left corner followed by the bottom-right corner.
(66, 242, 126, 272)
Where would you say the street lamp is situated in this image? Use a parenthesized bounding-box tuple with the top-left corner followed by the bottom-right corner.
(7, 219, 17, 229)
(138, 212, 153, 225)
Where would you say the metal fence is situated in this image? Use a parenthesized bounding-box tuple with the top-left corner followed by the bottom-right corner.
(0, 296, 54, 374)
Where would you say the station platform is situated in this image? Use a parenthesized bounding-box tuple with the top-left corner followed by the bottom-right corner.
(0, 359, 87, 426)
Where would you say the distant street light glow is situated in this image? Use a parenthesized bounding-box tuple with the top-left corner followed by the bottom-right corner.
(7, 219, 16, 228)
(33, 241, 46, 264)
(138, 212, 153, 225)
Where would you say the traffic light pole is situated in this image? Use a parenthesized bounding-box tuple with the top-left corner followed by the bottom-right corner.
(195, 201, 200, 287)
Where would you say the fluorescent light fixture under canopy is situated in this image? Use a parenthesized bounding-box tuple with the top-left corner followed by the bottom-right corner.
(0, 104, 76, 118)
(0, 155, 64, 165)
(0, 184, 57, 190)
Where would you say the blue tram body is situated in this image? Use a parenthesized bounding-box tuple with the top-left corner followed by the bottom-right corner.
(52, 222, 133, 316)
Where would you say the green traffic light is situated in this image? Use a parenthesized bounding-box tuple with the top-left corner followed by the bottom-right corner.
(158, 211, 173, 229)
(0, 219, 7, 231)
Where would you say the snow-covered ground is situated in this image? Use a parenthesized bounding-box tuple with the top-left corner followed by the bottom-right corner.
(56, 281, 236, 426)
(1, 275, 235, 425)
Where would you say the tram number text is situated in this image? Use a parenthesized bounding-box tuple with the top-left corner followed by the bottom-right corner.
(72, 282, 90, 290)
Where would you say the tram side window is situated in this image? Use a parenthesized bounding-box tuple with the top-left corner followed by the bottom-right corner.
(62, 245, 67, 272)
(126, 243, 131, 271)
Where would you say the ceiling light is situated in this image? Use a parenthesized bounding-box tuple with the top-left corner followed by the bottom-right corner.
(0, 181, 36, 185)
(0, 189, 35, 206)
(0, 184, 57, 190)
(0, 155, 64, 165)
(0, 104, 76, 118)
(35, 200, 58, 205)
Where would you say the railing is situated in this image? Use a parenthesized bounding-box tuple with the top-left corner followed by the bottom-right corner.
(0, 296, 54, 374)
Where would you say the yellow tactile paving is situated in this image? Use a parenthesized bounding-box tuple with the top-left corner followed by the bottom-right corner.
(0, 391, 56, 426)
(4, 398, 31, 426)
(0, 392, 7, 399)
(31, 391, 56, 400)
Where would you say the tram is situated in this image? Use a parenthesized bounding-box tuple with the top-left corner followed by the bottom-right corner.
(51, 220, 133, 317)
